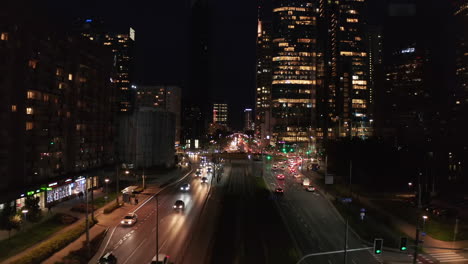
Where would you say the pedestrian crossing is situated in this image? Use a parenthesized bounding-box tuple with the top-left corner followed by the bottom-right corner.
(430, 252, 467, 263)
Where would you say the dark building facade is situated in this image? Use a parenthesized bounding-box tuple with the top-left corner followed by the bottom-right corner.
(271, 0, 318, 146)
(0, 12, 116, 207)
(137, 85, 182, 145)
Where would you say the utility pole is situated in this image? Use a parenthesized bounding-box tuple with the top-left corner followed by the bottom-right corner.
(413, 174, 422, 264)
(85, 176, 90, 258)
(156, 194, 159, 263)
(344, 219, 348, 264)
(453, 218, 459, 249)
(349, 160, 353, 196)
(116, 164, 120, 204)
(91, 178, 94, 221)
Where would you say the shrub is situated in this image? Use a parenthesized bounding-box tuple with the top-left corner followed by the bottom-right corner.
(62, 229, 107, 264)
(10, 218, 96, 264)
(103, 202, 121, 214)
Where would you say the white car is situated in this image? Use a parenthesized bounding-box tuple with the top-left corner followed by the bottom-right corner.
(302, 178, 310, 186)
(120, 213, 137, 226)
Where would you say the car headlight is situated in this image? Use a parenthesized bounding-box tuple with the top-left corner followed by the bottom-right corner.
(121, 221, 125, 224)
(179, 205, 183, 208)
(173, 205, 177, 208)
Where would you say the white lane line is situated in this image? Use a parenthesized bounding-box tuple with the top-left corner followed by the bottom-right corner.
(122, 238, 147, 264)
(97, 226, 117, 257)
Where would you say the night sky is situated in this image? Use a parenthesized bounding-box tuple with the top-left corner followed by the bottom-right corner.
(31, 0, 454, 130)
(44, 0, 258, 130)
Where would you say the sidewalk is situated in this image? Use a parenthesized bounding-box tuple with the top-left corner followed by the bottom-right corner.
(302, 169, 468, 251)
(1, 167, 191, 264)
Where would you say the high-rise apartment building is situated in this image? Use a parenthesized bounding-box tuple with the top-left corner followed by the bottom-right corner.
(244, 109, 253, 132)
(451, 0, 468, 135)
(213, 103, 228, 125)
(317, 0, 371, 140)
(383, 45, 430, 142)
(271, 0, 318, 145)
(0, 13, 116, 207)
(255, 19, 273, 140)
(76, 19, 136, 113)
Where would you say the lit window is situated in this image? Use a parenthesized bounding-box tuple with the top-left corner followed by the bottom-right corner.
(11, 105, 17, 112)
(26, 107, 33, 115)
(68, 74, 73, 81)
(27, 91, 35, 99)
(28, 60, 38, 69)
(0, 32, 8, 41)
(26, 122, 34, 131)
(58, 83, 64, 89)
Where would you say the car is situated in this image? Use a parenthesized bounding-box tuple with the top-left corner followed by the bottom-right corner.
(180, 183, 190, 191)
(302, 178, 310, 186)
(98, 252, 117, 264)
(120, 213, 137, 226)
(272, 165, 278, 170)
(276, 174, 285, 180)
(207, 167, 212, 173)
(151, 253, 170, 264)
(306, 186, 316, 192)
(201, 176, 208, 183)
(275, 187, 284, 194)
(195, 171, 202, 177)
(173, 200, 185, 210)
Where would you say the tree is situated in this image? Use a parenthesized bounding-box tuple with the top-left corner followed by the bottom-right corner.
(22, 196, 42, 222)
(0, 202, 20, 239)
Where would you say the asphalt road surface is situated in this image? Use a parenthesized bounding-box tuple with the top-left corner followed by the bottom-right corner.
(95, 163, 212, 264)
(263, 159, 380, 264)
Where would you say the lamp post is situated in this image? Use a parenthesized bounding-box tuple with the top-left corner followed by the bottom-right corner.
(155, 194, 159, 263)
(21, 209, 28, 221)
(422, 215, 428, 231)
(105, 178, 110, 201)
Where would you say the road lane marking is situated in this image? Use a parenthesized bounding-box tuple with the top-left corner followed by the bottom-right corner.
(97, 226, 116, 257)
(122, 238, 147, 264)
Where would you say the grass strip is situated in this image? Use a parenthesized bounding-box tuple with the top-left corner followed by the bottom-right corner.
(9, 217, 96, 264)
(0, 213, 73, 262)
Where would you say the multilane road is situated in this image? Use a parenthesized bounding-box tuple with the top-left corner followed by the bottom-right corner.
(263, 160, 380, 264)
(95, 163, 212, 264)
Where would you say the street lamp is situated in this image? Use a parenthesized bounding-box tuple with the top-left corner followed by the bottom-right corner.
(408, 182, 413, 187)
(422, 215, 428, 231)
(105, 178, 110, 200)
(21, 209, 29, 221)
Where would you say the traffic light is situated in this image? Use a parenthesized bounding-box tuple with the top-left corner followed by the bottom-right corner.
(399, 237, 408, 251)
(282, 148, 286, 153)
(289, 148, 294, 152)
(373, 238, 383, 254)
(266, 155, 272, 160)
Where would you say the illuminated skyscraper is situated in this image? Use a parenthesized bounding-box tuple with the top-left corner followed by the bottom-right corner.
(213, 103, 228, 125)
(255, 18, 273, 139)
(317, 0, 371, 139)
(271, 0, 318, 145)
